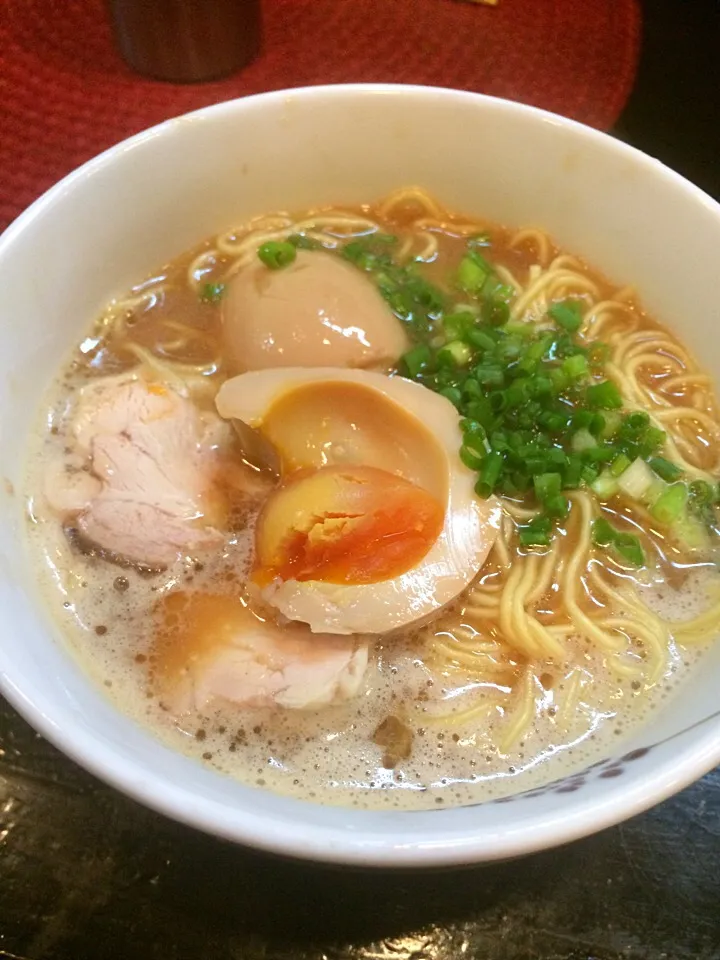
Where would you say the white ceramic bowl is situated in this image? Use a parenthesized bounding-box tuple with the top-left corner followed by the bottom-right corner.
(2, 85, 720, 868)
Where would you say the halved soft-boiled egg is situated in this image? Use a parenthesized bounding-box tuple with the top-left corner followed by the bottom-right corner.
(215, 368, 501, 634)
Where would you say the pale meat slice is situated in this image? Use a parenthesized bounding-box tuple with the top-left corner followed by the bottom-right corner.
(44, 458, 102, 514)
(155, 593, 369, 714)
(50, 375, 226, 566)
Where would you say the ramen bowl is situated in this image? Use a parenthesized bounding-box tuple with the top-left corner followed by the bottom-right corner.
(2, 85, 720, 868)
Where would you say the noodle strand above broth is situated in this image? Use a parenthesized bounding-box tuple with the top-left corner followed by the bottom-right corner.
(24, 187, 720, 810)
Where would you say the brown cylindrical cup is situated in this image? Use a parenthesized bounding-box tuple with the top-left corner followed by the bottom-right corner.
(106, 0, 262, 83)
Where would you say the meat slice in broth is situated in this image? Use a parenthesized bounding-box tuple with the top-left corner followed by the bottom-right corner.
(46, 375, 227, 565)
(155, 592, 369, 715)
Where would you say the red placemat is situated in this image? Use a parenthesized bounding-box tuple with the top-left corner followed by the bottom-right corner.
(0, 0, 641, 230)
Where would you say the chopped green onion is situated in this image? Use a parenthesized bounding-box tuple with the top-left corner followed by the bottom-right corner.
(672, 512, 711, 551)
(439, 386, 462, 408)
(689, 479, 715, 506)
(288, 233, 322, 250)
(583, 445, 616, 464)
(592, 517, 616, 547)
(552, 332, 577, 358)
(562, 354, 590, 380)
(549, 368, 569, 394)
(610, 453, 632, 477)
(593, 518, 645, 566)
(549, 300, 583, 333)
(493, 338, 522, 364)
(464, 431, 490, 458)
(614, 532, 645, 567)
(519, 334, 554, 369)
(571, 428, 596, 453)
(650, 482, 688, 525)
(572, 410, 593, 430)
(511, 471, 531, 492)
(456, 372, 476, 393)
(544, 493, 570, 520)
(479, 273, 503, 299)
(200, 282, 225, 303)
(460, 417, 486, 437)
(343, 243, 445, 338)
(547, 413, 569, 431)
(587, 342, 611, 367)
(384, 234, 699, 557)
(475, 452, 503, 498)
(481, 298, 510, 327)
(466, 328, 496, 352)
(563, 457, 583, 488)
(258, 240, 297, 269)
(586, 379, 623, 409)
(534, 472, 562, 502)
(599, 411, 623, 439)
(465, 398, 495, 427)
(457, 254, 489, 294)
(504, 381, 530, 408)
(592, 470, 619, 500)
(504, 321, 536, 339)
(438, 340, 472, 367)
(460, 444, 485, 471)
(617, 457, 655, 500)
(531, 375, 552, 398)
(648, 457, 683, 483)
(474, 364, 505, 387)
(342, 234, 397, 268)
(589, 413, 606, 436)
(470, 249, 493, 272)
(545, 446, 567, 465)
(442, 312, 475, 342)
(491, 431, 510, 452)
(401, 344, 431, 378)
(519, 527, 550, 547)
(624, 411, 650, 432)
(638, 426, 666, 458)
(499, 283, 515, 301)
(519, 513, 553, 546)
(530, 516, 552, 533)
(360, 232, 395, 246)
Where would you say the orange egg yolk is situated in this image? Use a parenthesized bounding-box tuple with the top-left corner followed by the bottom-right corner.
(254, 465, 445, 586)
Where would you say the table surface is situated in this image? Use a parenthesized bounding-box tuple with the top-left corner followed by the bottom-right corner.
(3, 1, 720, 958)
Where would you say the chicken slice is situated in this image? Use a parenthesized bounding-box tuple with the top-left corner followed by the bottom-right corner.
(44, 458, 102, 514)
(48, 374, 227, 566)
(155, 592, 369, 714)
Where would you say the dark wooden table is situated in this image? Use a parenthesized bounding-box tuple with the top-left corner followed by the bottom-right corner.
(2, 2, 720, 957)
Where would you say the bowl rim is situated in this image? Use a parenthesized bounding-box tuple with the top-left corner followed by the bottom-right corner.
(3, 82, 720, 868)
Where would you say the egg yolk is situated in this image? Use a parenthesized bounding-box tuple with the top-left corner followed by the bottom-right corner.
(254, 465, 445, 586)
(258, 380, 448, 501)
